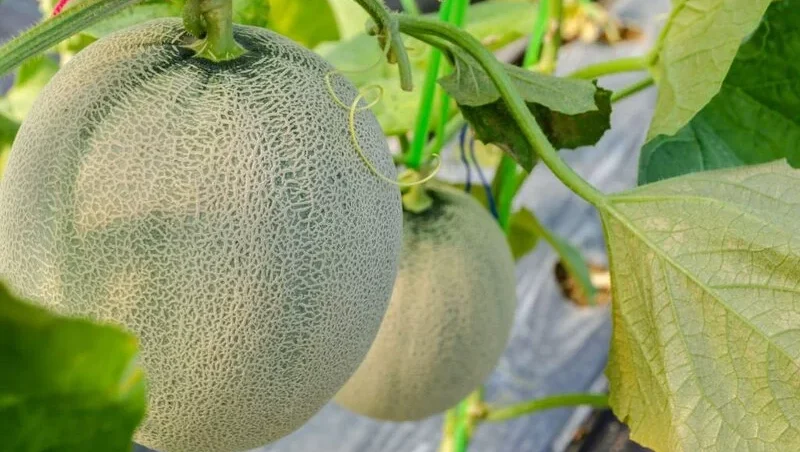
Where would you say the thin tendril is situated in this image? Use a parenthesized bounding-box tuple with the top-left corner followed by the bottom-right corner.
(347, 92, 440, 187)
(325, 72, 440, 188)
(321, 28, 439, 188)
(469, 131, 498, 219)
(459, 125, 472, 192)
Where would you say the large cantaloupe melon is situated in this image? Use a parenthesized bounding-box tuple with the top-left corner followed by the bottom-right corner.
(335, 184, 517, 421)
(0, 18, 402, 452)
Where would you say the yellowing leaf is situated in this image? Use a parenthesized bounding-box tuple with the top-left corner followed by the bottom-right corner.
(647, 0, 772, 140)
(601, 160, 800, 450)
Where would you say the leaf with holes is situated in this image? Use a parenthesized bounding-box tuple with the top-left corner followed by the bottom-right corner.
(601, 160, 800, 451)
(646, 0, 772, 140)
(439, 47, 611, 171)
(0, 281, 146, 451)
(639, 0, 800, 184)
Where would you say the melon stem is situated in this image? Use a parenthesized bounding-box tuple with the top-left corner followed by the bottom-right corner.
(402, 185, 434, 214)
(184, 0, 246, 62)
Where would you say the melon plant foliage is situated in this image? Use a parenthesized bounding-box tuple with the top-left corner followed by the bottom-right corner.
(2, 0, 800, 452)
(0, 281, 146, 452)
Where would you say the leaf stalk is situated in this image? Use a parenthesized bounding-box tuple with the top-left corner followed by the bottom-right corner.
(0, 0, 143, 76)
(568, 55, 648, 80)
(486, 393, 609, 422)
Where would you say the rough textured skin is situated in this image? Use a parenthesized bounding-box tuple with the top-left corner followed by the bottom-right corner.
(0, 19, 402, 452)
(334, 185, 517, 421)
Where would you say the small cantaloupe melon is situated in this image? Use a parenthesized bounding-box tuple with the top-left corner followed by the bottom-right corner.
(0, 18, 402, 452)
(335, 184, 517, 421)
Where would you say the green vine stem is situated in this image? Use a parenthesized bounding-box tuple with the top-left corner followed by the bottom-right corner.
(396, 13, 606, 211)
(406, 0, 454, 169)
(0, 0, 143, 76)
(537, 0, 562, 75)
(485, 393, 609, 422)
(430, 0, 468, 158)
(522, 0, 550, 68)
(357, 0, 414, 91)
(184, 0, 246, 62)
(423, 113, 465, 158)
(568, 55, 648, 80)
(494, 155, 520, 231)
(452, 389, 484, 450)
(611, 75, 654, 102)
(495, 0, 562, 228)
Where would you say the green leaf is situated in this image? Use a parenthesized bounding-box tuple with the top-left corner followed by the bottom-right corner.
(0, 281, 146, 451)
(268, 0, 339, 48)
(464, 0, 537, 49)
(0, 56, 58, 122)
(639, 0, 800, 184)
(371, 74, 433, 135)
(327, 0, 370, 40)
(439, 47, 611, 171)
(232, 0, 269, 29)
(646, 0, 773, 140)
(507, 208, 540, 261)
(601, 160, 800, 451)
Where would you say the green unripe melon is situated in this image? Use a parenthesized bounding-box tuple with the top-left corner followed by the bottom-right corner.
(334, 184, 517, 421)
(0, 19, 402, 452)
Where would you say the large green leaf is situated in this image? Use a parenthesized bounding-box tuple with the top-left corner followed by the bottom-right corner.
(0, 281, 146, 451)
(601, 160, 800, 451)
(646, 0, 772, 140)
(440, 47, 611, 171)
(639, 0, 800, 184)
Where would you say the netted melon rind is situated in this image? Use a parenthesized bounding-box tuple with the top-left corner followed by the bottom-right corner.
(334, 184, 517, 421)
(0, 18, 402, 452)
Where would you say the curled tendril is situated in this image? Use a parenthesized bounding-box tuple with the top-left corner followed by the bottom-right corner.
(323, 33, 440, 189)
